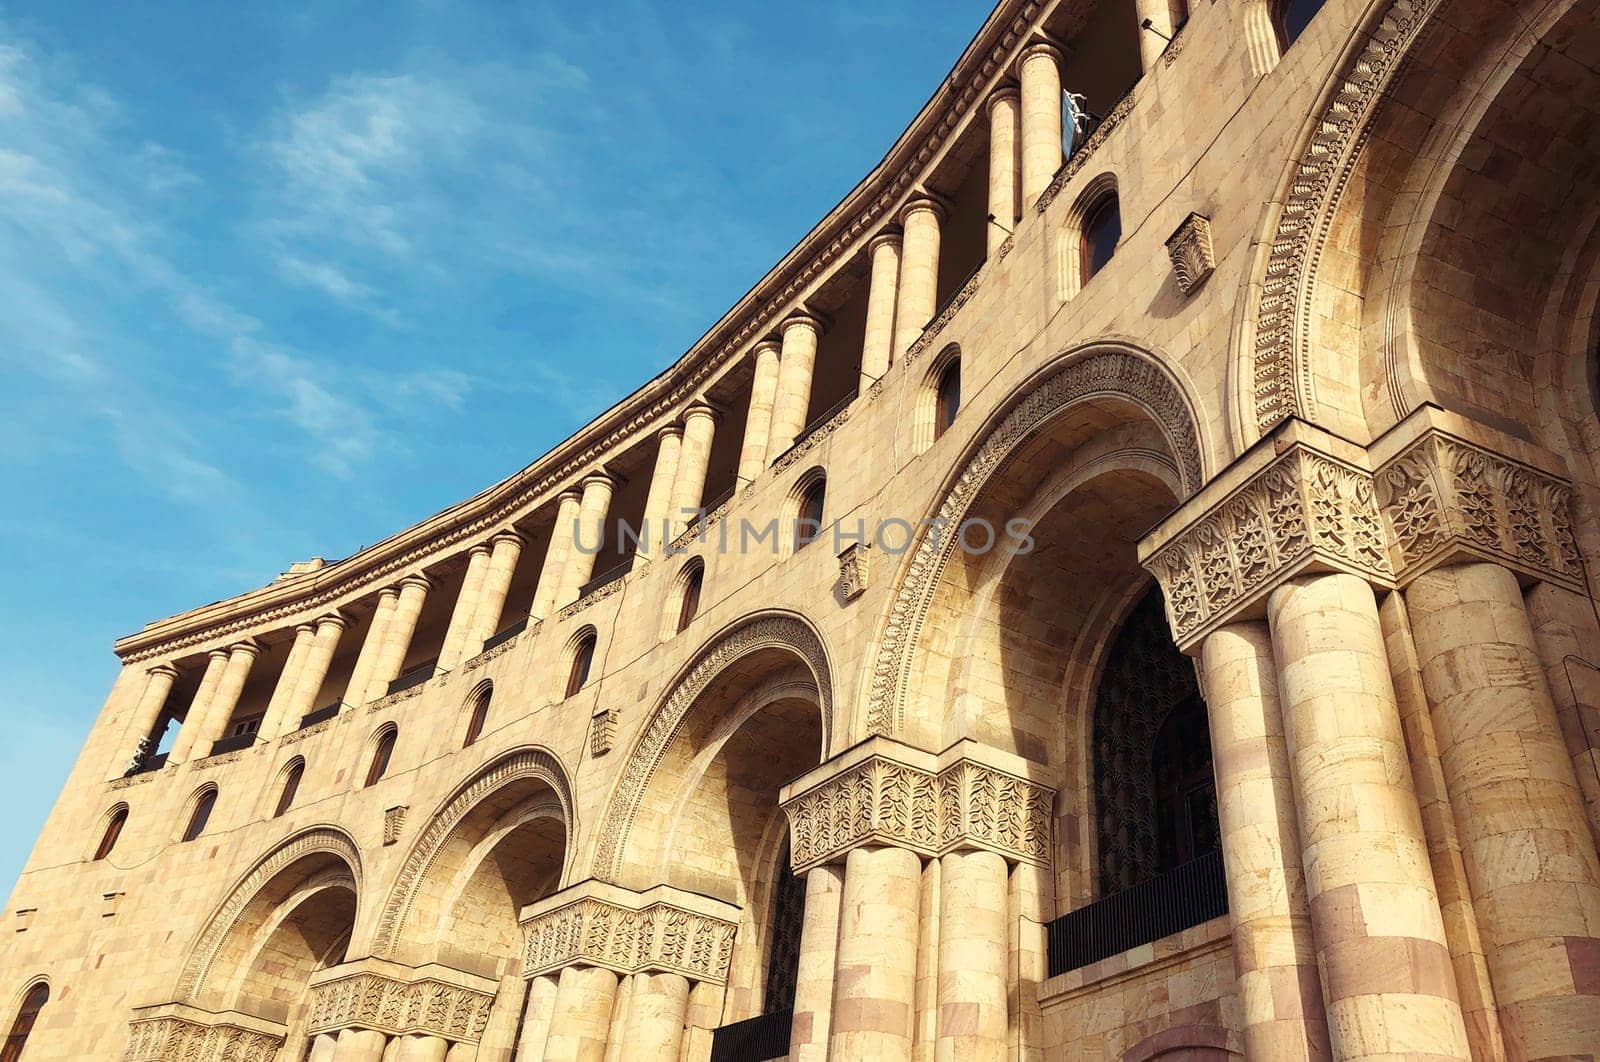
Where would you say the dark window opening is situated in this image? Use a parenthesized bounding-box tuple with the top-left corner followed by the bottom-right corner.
(365, 730, 396, 788)
(795, 480, 826, 550)
(566, 633, 596, 698)
(935, 359, 961, 439)
(182, 789, 217, 842)
(274, 761, 304, 818)
(464, 688, 491, 747)
(2, 983, 49, 1062)
(1080, 194, 1121, 284)
(762, 844, 806, 1015)
(1272, 0, 1326, 51)
(677, 564, 704, 634)
(93, 808, 127, 861)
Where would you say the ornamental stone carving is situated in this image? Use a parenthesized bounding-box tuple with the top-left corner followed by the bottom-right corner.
(123, 1005, 284, 1062)
(590, 706, 617, 757)
(1165, 213, 1215, 295)
(305, 960, 496, 1043)
(780, 738, 1053, 871)
(521, 882, 739, 986)
(838, 541, 870, 600)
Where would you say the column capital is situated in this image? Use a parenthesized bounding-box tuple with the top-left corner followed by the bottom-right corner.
(146, 662, 180, 680)
(315, 611, 352, 631)
(397, 572, 433, 593)
(580, 468, 618, 492)
(227, 639, 261, 657)
(124, 1003, 285, 1062)
(293, 621, 318, 637)
(375, 585, 402, 604)
(519, 881, 740, 986)
(655, 421, 685, 441)
(778, 736, 1054, 873)
(985, 82, 1021, 113)
(305, 957, 497, 1044)
(1139, 406, 1583, 652)
(205, 647, 231, 663)
(867, 227, 903, 254)
(898, 193, 949, 226)
(557, 485, 585, 505)
(466, 540, 494, 559)
(781, 309, 827, 336)
(682, 400, 720, 423)
(488, 527, 526, 548)
(1015, 38, 1065, 71)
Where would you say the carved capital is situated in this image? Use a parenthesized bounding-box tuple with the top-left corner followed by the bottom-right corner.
(305, 959, 497, 1044)
(838, 541, 870, 600)
(519, 882, 740, 985)
(1165, 213, 1215, 295)
(123, 1004, 284, 1062)
(779, 738, 1054, 872)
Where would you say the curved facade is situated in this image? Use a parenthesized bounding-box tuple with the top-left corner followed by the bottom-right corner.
(7, 0, 1600, 1059)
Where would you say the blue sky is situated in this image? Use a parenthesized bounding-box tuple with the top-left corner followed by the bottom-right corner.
(0, 1, 983, 893)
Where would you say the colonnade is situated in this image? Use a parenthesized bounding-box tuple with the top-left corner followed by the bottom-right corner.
(307, 1028, 467, 1062)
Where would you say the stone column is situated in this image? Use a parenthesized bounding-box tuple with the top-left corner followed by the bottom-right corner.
(601, 974, 633, 1062)
(1406, 562, 1600, 1059)
(668, 403, 717, 537)
(1524, 581, 1600, 844)
(307, 1032, 339, 1062)
(258, 624, 316, 739)
(366, 574, 432, 703)
(186, 641, 258, 757)
(543, 965, 618, 1062)
(282, 613, 348, 728)
(346, 588, 399, 708)
(1199, 621, 1328, 1060)
(1006, 862, 1050, 1062)
(913, 857, 939, 1062)
(639, 425, 683, 557)
(437, 544, 493, 672)
(332, 1028, 388, 1062)
(558, 473, 617, 608)
(392, 1036, 448, 1062)
(828, 846, 922, 1062)
(124, 662, 178, 764)
(622, 972, 690, 1058)
(766, 314, 823, 463)
(1134, 0, 1176, 71)
(985, 87, 1019, 257)
(860, 233, 902, 390)
(892, 198, 945, 362)
(1017, 42, 1064, 204)
(738, 342, 781, 486)
(170, 648, 230, 763)
(518, 974, 560, 1062)
(532, 490, 583, 621)
(680, 981, 725, 1062)
(788, 864, 845, 1062)
(1267, 573, 1471, 1061)
(468, 530, 525, 651)
(934, 850, 1008, 1062)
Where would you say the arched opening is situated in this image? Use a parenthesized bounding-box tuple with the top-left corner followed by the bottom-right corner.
(565, 629, 596, 698)
(935, 357, 961, 440)
(182, 787, 218, 842)
(1080, 191, 1121, 284)
(463, 684, 492, 747)
(273, 760, 304, 818)
(2, 983, 47, 1062)
(93, 806, 127, 861)
(365, 727, 396, 787)
(676, 560, 705, 635)
(1271, 0, 1325, 52)
(794, 475, 827, 551)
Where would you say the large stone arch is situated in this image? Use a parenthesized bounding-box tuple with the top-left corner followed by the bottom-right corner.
(864, 342, 1205, 741)
(590, 611, 833, 885)
(370, 746, 574, 960)
(175, 826, 363, 1004)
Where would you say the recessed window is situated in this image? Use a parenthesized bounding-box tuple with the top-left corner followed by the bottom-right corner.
(676, 562, 704, 634)
(1272, 0, 1325, 51)
(935, 359, 961, 439)
(566, 631, 596, 698)
(181, 788, 217, 842)
(274, 760, 304, 818)
(1080, 193, 1121, 283)
(464, 686, 492, 747)
(365, 728, 397, 788)
(3, 983, 48, 1060)
(93, 807, 128, 861)
(795, 478, 826, 550)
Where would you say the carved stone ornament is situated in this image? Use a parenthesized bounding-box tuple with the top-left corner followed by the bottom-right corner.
(1165, 213, 1215, 295)
(521, 882, 739, 986)
(838, 541, 870, 600)
(780, 739, 1054, 872)
(590, 706, 617, 757)
(306, 960, 496, 1043)
(122, 1004, 284, 1062)
(383, 805, 408, 846)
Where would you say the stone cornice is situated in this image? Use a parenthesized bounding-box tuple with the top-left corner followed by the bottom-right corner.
(779, 737, 1055, 872)
(519, 881, 740, 985)
(1139, 408, 1584, 651)
(113, 0, 1051, 666)
(305, 959, 497, 1043)
(123, 1003, 284, 1062)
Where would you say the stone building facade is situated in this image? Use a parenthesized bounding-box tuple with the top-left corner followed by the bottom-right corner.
(6, 0, 1600, 1058)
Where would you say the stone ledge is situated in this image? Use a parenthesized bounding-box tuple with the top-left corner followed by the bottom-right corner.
(1039, 913, 1230, 1003)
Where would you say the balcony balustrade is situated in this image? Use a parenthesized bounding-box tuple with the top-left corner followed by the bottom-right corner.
(1046, 848, 1227, 976)
(709, 1010, 792, 1062)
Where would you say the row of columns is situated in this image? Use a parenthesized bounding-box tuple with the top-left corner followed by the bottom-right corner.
(1194, 563, 1600, 1061)
(512, 964, 708, 1062)
(307, 1029, 468, 1062)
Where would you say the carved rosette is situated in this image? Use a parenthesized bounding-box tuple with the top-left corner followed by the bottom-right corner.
(123, 1014, 283, 1062)
(1145, 443, 1392, 650)
(838, 542, 870, 600)
(521, 894, 738, 985)
(1165, 213, 1215, 295)
(1375, 431, 1583, 590)
(306, 972, 494, 1043)
(781, 751, 1053, 872)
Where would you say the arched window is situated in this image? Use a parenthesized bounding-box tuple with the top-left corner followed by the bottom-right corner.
(1272, 0, 1325, 51)
(2, 983, 48, 1062)
(1080, 192, 1121, 284)
(181, 788, 217, 843)
(676, 561, 704, 634)
(92, 806, 128, 861)
(935, 358, 961, 439)
(795, 477, 826, 550)
(273, 759, 304, 818)
(365, 728, 397, 788)
(464, 686, 492, 747)
(565, 631, 596, 698)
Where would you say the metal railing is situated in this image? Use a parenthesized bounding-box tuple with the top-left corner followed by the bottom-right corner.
(481, 617, 528, 653)
(709, 1010, 792, 1062)
(298, 702, 341, 729)
(577, 555, 634, 600)
(1045, 849, 1227, 976)
(385, 659, 438, 697)
(128, 752, 169, 776)
(774, 390, 859, 467)
(207, 731, 258, 757)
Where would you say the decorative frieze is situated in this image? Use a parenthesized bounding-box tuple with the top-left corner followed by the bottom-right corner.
(781, 740, 1053, 872)
(368, 681, 427, 713)
(557, 574, 626, 620)
(279, 717, 332, 745)
(123, 1006, 284, 1062)
(1165, 213, 1215, 295)
(838, 541, 870, 600)
(462, 623, 535, 672)
(773, 403, 853, 474)
(521, 883, 739, 986)
(904, 265, 986, 364)
(306, 963, 495, 1044)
